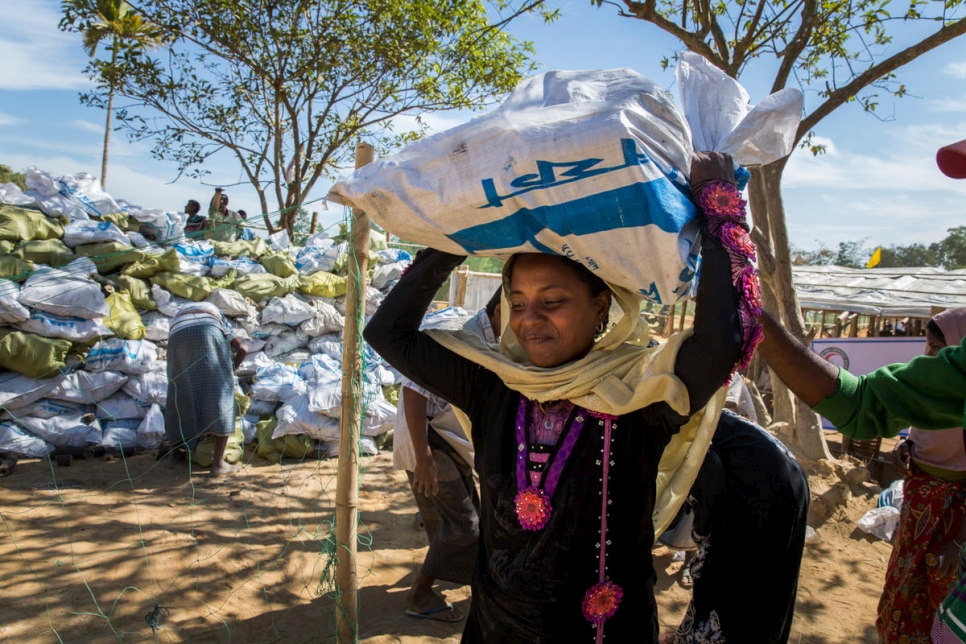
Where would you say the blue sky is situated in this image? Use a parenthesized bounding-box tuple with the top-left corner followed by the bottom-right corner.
(1, 0, 964, 250)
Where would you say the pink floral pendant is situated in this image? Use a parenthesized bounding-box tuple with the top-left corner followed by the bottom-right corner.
(514, 485, 552, 531)
(582, 580, 624, 625)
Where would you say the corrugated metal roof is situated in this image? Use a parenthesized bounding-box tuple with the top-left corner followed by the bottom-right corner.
(792, 265, 966, 317)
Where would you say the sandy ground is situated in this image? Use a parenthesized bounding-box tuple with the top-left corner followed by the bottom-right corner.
(0, 438, 896, 644)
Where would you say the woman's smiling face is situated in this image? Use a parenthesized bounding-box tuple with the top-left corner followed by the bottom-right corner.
(507, 254, 610, 368)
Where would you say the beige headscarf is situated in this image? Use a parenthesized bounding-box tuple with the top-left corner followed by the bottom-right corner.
(427, 281, 725, 534)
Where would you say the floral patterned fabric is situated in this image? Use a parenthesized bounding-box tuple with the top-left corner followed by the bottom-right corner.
(876, 469, 966, 643)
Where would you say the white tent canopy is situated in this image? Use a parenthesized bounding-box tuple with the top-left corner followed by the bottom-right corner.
(793, 266, 966, 318)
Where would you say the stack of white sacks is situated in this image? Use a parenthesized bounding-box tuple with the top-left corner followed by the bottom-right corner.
(0, 167, 421, 461)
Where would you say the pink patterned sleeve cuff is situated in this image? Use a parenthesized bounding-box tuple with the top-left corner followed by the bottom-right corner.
(695, 180, 763, 373)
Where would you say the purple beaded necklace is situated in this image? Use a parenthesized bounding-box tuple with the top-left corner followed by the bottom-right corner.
(513, 395, 588, 531)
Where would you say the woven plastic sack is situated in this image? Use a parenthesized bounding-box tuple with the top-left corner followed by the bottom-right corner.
(20, 265, 109, 319)
(85, 338, 159, 374)
(205, 288, 258, 318)
(122, 248, 180, 279)
(0, 255, 34, 280)
(14, 412, 102, 449)
(298, 271, 348, 298)
(212, 238, 269, 258)
(0, 421, 53, 458)
(95, 392, 148, 421)
(113, 275, 156, 311)
(63, 220, 130, 248)
(232, 273, 300, 303)
(74, 241, 145, 273)
(0, 278, 30, 323)
(124, 202, 187, 242)
(0, 204, 65, 242)
(255, 417, 314, 463)
(191, 423, 245, 467)
(0, 370, 65, 410)
(103, 290, 146, 340)
(261, 293, 317, 326)
(0, 329, 72, 378)
(329, 60, 802, 302)
(48, 370, 128, 404)
(14, 309, 114, 343)
(259, 250, 299, 278)
(101, 211, 141, 232)
(13, 238, 75, 267)
(210, 256, 265, 277)
(150, 271, 217, 302)
(24, 167, 124, 221)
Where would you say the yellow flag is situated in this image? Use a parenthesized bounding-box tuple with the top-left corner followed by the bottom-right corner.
(866, 246, 882, 268)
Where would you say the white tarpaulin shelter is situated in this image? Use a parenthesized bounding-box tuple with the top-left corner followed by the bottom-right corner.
(793, 266, 966, 317)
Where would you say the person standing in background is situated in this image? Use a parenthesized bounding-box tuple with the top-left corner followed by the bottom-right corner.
(395, 289, 501, 622)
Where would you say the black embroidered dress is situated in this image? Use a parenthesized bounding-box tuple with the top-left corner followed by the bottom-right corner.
(364, 235, 742, 643)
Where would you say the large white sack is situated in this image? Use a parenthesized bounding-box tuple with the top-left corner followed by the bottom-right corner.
(250, 362, 306, 402)
(140, 312, 170, 342)
(300, 302, 345, 337)
(137, 403, 166, 451)
(19, 265, 110, 319)
(300, 354, 343, 413)
(675, 52, 803, 166)
(261, 294, 317, 326)
(14, 310, 114, 343)
(370, 260, 410, 290)
(15, 412, 101, 448)
(363, 398, 398, 437)
(0, 183, 36, 207)
(150, 285, 182, 317)
(0, 421, 53, 458)
(269, 229, 290, 250)
(62, 219, 130, 248)
(85, 339, 159, 374)
(95, 392, 149, 421)
(365, 286, 385, 316)
(246, 397, 280, 418)
(0, 371, 65, 410)
(123, 201, 188, 242)
(263, 328, 310, 357)
(0, 279, 30, 324)
(99, 419, 142, 450)
(122, 371, 168, 407)
(206, 288, 258, 318)
(24, 167, 124, 221)
(13, 398, 90, 420)
(236, 350, 274, 377)
(329, 63, 801, 303)
(274, 400, 341, 441)
(48, 370, 128, 403)
(295, 239, 339, 276)
(210, 256, 266, 277)
(174, 240, 215, 275)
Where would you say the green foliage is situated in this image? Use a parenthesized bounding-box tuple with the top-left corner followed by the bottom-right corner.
(60, 0, 552, 235)
(939, 226, 966, 269)
(464, 256, 505, 274)
(791, 230, 966, 269)
(0, 165, 26, 190)
(60, 1, 164, 186)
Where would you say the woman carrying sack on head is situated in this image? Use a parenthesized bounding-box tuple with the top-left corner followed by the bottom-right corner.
(365, 151, 762, 643)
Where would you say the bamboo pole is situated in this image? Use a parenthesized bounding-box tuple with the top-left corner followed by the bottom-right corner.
(335, 141, 374, 643)
(310, 211, 319, 235)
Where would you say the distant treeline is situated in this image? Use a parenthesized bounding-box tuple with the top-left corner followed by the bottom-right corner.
(791, 227, 966, 270)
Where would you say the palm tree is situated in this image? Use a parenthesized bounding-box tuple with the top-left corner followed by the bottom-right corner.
(63, 0, 161, 189)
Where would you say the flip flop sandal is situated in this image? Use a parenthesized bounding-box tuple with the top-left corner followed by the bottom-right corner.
(405, 603, 463, 622)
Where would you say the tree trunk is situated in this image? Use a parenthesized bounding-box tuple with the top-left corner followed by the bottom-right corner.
(748, 162, 831, 460)
(101, 42, 118, 189)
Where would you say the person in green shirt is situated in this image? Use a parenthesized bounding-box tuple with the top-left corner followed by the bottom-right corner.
(756, 135, 966, 644)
